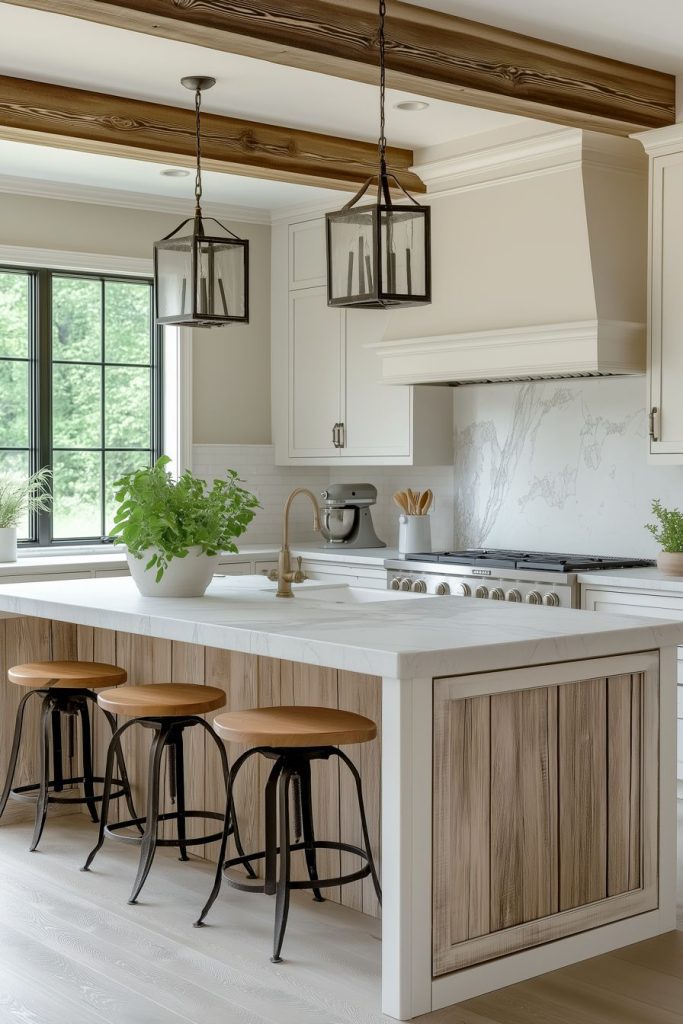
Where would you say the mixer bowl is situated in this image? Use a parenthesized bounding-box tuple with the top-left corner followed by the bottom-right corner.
(319, 506, 355, 542)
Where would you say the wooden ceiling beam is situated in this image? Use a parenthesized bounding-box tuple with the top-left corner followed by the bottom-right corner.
(0, 75, 424, 193)
(4, 0, 676, 136)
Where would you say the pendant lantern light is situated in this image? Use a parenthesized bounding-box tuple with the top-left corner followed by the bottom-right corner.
(325, 0, 431, 309)
(154, 76, 249, 327)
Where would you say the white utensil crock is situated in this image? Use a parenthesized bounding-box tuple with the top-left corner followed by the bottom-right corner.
(0, 527, 18, 562)
(398, 515, 431, 555)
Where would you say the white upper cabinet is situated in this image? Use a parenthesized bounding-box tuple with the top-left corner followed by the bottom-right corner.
(638, 126, 683, 461)
(271, 216, 452, 466)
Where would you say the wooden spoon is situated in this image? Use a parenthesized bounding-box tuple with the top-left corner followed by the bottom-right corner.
(407, 488, 419, 515)
(393, 491, 410, 514)
(418, 489, 433, 515)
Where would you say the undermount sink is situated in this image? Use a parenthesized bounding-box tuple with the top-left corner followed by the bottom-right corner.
(292, 585, 426, 604)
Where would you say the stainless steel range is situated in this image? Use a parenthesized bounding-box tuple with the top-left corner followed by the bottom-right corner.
(385, 549, 655, 608)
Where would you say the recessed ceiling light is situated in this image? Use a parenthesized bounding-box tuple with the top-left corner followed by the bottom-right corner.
(394, 100, 430, 112)
(160, 168, 190, 177)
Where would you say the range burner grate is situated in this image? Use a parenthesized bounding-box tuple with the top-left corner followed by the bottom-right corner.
(404, 549, 655, 572)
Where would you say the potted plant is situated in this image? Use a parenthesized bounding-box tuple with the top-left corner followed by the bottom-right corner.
(0, 468, 52, 562)
(645, 498, 683, 575)
(110, 456, 259, 597)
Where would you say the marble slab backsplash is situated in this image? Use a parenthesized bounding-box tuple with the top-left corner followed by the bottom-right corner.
(192, 444, 455, 550)
(452, 376, 683, 558)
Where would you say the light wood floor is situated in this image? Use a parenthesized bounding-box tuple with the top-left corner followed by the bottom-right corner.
(0, 806, 680, 1024)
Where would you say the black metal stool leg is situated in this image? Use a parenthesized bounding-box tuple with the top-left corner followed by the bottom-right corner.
(271, 765, 293, 964)
(297, 761, 324, 903)
(264, 757, 284, 896)
(51, 707, 64, 793)
(78, 701, 99, 823)
(97, 703, 141, 831)
(173, 730, 189, 862)
(196, 718, 257, 880)
(332, 749, 382, 904)
(82, 718, 137, 872)
(0, 690, 39, 818)
(30, 697, 54, 852)
(129, 723, 171, 905)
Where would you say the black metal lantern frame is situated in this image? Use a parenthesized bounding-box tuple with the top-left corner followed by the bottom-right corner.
(154, 76, 249, 328)
(325, 0, 431, 309)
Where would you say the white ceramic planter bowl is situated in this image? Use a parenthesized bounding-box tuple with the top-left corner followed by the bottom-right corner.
(0, 527, 17, 562)
(657, 551, 683, 576)
(127, 546, 221, 597)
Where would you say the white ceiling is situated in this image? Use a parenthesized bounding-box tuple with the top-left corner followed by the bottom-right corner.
(411, 0, 683, 74)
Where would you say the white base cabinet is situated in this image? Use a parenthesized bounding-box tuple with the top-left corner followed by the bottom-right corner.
(272, 217, 453, 466)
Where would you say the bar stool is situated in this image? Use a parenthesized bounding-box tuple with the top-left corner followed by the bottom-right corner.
(195, 705, 382, 963)
(0, 660, 137, 852)
(83, 683, 256, 905)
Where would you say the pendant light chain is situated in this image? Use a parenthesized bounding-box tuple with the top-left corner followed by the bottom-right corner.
(194, 86, 203, 214)
(378, 0, 387, 174)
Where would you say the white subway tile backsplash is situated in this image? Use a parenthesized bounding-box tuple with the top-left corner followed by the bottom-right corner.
(192, 444, 455, 548)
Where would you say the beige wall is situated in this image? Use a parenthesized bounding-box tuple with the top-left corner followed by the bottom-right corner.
(0, 192, 272, 445)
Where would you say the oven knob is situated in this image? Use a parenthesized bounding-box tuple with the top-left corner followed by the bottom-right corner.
(400, 578, 413, 591)
(451, 582, 471, 597)
(411, 580, 427, 593)
(390, 578, 401, 591)
(506, 589, 522, 602)
(490, 588, 505, 600)
(526, 591, 542, 604)
(543, 592, 560, 606)
(436, 582, 451, 596)
(475, 585, 489, 599)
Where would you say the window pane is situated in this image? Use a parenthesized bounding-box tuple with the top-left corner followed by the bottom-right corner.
(52, 450, 102, 538)
(0, 450, 30, 540)
(0, 272, 29, 358)
(53, 363, 101, 448)
(105, 281, 151, 364)
(52, 277, 101, 362)
(0, 361, 29, 447)
(105, 450, 150, 533)
(105, 366, 150, 448)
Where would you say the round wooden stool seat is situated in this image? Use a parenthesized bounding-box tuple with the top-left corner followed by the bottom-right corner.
(8, 660, 127, 690)
(213, 705, 377, 747)
(97, 683, 226, 718)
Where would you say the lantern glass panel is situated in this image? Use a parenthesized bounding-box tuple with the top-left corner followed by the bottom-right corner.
(327, 206, 377, 303)
(196, 239, 246, 319)
(156, 236, 193, 321)
(380, 207, 427, 299)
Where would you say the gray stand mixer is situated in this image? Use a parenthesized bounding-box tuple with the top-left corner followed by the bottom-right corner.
(318, 483, 386, 549)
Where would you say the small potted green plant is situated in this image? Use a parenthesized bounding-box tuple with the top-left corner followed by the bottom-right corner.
(0, 468, 52, 562)
(110, 456, 259, 597)
(645, 498, 683, 575)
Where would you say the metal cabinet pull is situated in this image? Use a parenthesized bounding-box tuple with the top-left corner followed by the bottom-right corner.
(332, 422, 341, 448)
(338, 422, 345, 448)
(649, 406, 659, 442)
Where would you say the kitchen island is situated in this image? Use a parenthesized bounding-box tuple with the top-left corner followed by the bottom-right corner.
(0, 574, 680, 1021)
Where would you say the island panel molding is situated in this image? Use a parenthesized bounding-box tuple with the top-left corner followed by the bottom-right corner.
(6, 0, 675, 135)
(432, 655, 657, 977)
(0, 74, 423, 194)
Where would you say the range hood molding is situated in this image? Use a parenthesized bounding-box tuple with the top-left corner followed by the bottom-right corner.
(369, 319, 645, 385)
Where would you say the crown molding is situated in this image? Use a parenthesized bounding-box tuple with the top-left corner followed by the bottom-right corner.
(0, 174, 271, 225)
(632, 122, 683, 156)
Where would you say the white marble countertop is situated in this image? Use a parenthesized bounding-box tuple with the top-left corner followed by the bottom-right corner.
(0, 543, 396, 576)
(0, 574, 681, 680)
(577, 566, 683, 593)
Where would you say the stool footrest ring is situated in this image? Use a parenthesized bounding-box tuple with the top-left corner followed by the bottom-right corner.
(222, 839, 372, 894)
(10, 777, 127, 806)
(105, 808, 228, 849)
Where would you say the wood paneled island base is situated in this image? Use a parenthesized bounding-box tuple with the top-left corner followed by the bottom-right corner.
(0, 575, 680, 1020)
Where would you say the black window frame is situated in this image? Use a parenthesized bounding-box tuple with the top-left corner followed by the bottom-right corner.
(0, 264, 163, 548)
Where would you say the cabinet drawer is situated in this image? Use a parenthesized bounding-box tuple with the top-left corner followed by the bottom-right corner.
(215, 561, 252, 576)
(582, 586, 683, 619)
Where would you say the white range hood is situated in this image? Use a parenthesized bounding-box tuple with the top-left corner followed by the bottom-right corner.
(370, 126, 648, 385)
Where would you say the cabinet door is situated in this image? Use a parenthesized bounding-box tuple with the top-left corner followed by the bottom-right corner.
(289, 219, 327, 290)
(289, 288, 343, 458)
(342, 308, 412, 458)
(650, 152, 683, 455)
